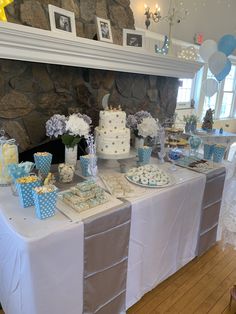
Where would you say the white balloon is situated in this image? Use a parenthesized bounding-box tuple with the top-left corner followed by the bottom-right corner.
(208, 51, 227, 76)
(199, 40, 217, 62)
(202, 78, 218, 97)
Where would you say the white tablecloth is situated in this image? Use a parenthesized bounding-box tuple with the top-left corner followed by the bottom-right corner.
(0, 162, 206, 314)
(125, 165, 206, 308)
(0, 190, 84, 314)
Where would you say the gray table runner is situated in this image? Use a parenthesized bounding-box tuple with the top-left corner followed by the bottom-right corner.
(196, 166, 226, 255)
(83, 200, 131, 314)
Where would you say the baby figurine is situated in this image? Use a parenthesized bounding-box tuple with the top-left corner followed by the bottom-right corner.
(44, 172, 56, 186)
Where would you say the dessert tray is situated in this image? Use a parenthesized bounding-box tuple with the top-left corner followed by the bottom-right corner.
(100, 173, 146, 198)
(56, 179, 123, 221)
(175, 156, 214, 173)
(125, 164, 174, 188)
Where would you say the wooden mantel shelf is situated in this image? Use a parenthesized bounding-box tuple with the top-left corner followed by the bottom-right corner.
(0, 22, 203, 78)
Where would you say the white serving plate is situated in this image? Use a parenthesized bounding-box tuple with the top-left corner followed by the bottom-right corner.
(125, 164, 175, 188)
(125, 175, 174, 188)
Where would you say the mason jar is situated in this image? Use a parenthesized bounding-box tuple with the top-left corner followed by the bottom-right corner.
(0, 131, 19, 186)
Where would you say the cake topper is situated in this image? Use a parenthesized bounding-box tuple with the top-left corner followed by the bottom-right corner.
(107, 105, 122, 111)
(102, 93, 110, 110)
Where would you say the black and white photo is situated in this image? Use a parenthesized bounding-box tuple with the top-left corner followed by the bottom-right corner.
(123, 29, 145, 49)
(96, 17, 113, 43)
(48, 5, 76, 36)
(54, 13, 72, 32)
(126, 34, 143, 47)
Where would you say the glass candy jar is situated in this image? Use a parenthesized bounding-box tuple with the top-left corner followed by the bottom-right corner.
(0, 131, 19, 186)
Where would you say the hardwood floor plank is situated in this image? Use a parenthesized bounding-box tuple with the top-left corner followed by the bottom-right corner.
(128, 244, 236, 314)
(208, 289, 234, 314)
(177, 258, 236, 313)
(168, 251, 235, 312)
(128, 244, 221, 314)
(143, 246, 230, 313)
(194, 269, 236, 313)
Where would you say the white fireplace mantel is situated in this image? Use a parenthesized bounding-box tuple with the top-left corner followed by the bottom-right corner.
(0, 22, 203, 78)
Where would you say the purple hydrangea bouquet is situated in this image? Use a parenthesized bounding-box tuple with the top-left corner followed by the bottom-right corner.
(46, 113, 92, 148)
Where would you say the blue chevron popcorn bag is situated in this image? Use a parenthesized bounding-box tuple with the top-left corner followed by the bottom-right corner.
(16, 176, 41, 208)
(34, 152, 52, 176)
(33, 185, 58, 220)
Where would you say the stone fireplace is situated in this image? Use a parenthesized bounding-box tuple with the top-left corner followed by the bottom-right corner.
(0, 0, 180, 158)
(0, 59, 179, 153)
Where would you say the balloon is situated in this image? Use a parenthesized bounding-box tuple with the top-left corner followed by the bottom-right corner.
(199, 40, 217, 62)
(218, 34, 236, 56)
(215, 59, 232, 82)
(202, 78, 218, 97)
(208, 51, 227, 76)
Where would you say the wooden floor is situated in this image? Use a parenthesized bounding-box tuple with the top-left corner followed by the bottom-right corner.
(128, 243, 236, 314)
(1, 243, 236, 314)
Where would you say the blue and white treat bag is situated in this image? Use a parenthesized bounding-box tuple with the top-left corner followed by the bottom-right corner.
(16, 176, 41, 208)
(33, 185, 58, 219)
(34, 152, 52, 176)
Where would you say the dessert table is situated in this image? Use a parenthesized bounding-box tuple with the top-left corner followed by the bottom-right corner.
(0, 160, 206, 314)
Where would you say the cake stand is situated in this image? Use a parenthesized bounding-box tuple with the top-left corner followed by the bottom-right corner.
(96, 149, 137, 173)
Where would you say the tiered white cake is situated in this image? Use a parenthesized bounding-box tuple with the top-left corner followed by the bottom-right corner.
(95, 109, 130, 155)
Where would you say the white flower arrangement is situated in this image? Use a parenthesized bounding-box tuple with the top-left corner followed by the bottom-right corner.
(65, 114, 90, 138)
(126, 110, 159, 138)
(46, 113, 92, 148)
(137, 117, 159, 138)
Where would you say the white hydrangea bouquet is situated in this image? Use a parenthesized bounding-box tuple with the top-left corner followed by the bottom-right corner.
(46, 113, 92, 148)
(126, 110, 159, 139)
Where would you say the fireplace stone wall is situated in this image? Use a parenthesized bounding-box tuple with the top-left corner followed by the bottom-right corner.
(0, 0, 179, 152)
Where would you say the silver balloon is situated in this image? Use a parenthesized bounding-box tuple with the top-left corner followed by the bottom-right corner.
(202, 78, 218, 97)
(199, 40, 217, 62)
(208, 51, 227, 76)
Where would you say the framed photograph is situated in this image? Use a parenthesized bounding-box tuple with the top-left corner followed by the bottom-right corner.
(96, 17, 113, 43)
(123, 29, 145, 48)
(48, 4, 76, 36)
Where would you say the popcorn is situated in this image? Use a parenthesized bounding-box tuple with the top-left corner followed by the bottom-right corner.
(34, 185, 56, 194)
(34, 152, 50, 156)
(17, 176, 38, 184)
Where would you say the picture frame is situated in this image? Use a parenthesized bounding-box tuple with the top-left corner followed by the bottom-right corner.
(48, 4, 76, 36)
(123, 29, 145, 48)
(95, 17, 113, 43)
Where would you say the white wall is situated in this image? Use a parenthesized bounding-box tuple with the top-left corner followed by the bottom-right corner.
(130, 0, 236, 44)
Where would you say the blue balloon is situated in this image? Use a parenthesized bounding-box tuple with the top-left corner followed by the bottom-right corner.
(215, 59, 232, 82)
(218, 34, 236, 56)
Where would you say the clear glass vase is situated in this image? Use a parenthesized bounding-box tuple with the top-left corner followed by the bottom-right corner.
(134, 137, 144, 149)
(65, 145, 78, 167)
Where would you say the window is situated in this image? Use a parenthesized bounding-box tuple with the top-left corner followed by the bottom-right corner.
(200, 64, 236, 120)
(220, 66, 236, 118)
(177, 78, 193, 105)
